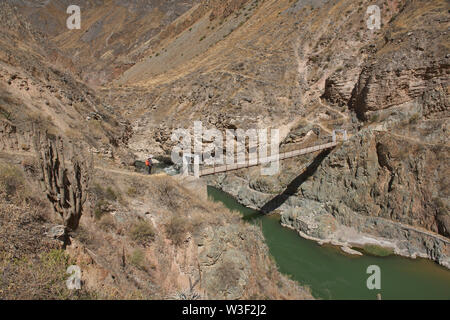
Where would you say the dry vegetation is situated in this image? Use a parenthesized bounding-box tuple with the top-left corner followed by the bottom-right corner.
(0, 156, 312, 299)
(0, 162, 96, 299)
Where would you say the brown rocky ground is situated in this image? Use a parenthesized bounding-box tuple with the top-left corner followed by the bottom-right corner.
(0, 1, 312, 299)
(97, 0, 449, 252)
(0, 154, 311, 299)
(0, 0, 448, 297)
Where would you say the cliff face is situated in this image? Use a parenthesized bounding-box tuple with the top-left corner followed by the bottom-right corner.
(292, 128, 449, 266)
(349, 33, 448, 121)
(0, 1, 313, 299)
(299, 130, 449, 237)
(3, 0, 449, 270)
(202, 0, 449, 267)
(98, 0, 449, 263)
(0, 156, 312, 299)
(303, 0, 449, 237)
(207, 126, 450, 267)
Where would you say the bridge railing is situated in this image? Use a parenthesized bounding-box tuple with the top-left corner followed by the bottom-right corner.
(198, 141, 340, 177)
(182, 130, 347, 177)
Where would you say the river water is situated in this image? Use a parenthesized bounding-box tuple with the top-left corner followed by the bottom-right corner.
(207, 186, 450, 300)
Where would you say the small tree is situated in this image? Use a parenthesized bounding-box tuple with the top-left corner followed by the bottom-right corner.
(33, 128, 93, 245)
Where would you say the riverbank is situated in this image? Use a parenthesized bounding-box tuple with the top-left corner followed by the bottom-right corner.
(207, 186, 450, 299)
(205, 174, 450, 269)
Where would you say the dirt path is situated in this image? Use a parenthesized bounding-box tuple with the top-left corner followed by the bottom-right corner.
(0, 149, 166, 179)
(387, 132, 449, 148)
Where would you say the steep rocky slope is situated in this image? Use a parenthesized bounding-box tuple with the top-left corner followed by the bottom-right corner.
(11, 0, 446, 266)
(0, 154, 311, 299)
(201, 0, 449, 267)
(0, 2, 137, 164)
(0, 1, 313, 299)
(2, 0, 449, 285)
(11, 0, 200, 85)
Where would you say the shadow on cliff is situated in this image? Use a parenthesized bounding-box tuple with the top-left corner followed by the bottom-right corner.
(260, 149, 331, 214)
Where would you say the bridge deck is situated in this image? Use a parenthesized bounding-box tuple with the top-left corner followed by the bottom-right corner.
(199, 141, 338, 176)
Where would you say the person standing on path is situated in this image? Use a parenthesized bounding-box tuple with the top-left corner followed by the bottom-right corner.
(145, 157, 153, 175)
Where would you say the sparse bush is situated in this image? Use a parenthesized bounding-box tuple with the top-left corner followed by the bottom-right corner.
(309, 55, 320, 63)
(362, 244, 394, 257)
(130, 249, 147, 271)
(73, 226, 93, 245)
(433, 197, 448, 217)
(165, 215, 187, 246)
(369, 113, 380, 123)
(156, 179, 183, 209)
(130, 220, 155, 245)
(99, 214, 116, 231)
(409, 113, 420, 124)
(41, 249, 70, 273)
(0, 106, 12, 120)
(105, 186, 118, 201)
(91, 183, 117, 201)
(126, 186, 138, 197)
(0, 163, 27, 203)
(216, 260, 240, 289)
(29, 111, 56, 133)
(91, 183, 120, 220)
(94, 199, 110, 220)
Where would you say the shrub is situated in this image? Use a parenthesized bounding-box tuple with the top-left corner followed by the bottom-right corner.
(91, 183, 120, 220)
(130, 249, 147, 271)
(362, 244, 394, 257)
(433, 197, 448, 217)
(215, 260, 240, 289)
(0, 106, 12, 120)
(104, 186, 118, 201)
(156, 179, 182, 209)
(94, 199, 110, 220)
(41, 249, 70, 272)
(0, 163, 27, 203)
(99, 214, 116, 231)
(73, 226, 93, 245)
(409, 113, 420, 124)
(126, 186, 138, 197)
(130, 220, 155, 245)
(369, 113, 380, 123)
(91, 183, 117, 201)
(165, 215, 187, 246)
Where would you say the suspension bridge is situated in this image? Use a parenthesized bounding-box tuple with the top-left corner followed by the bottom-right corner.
(182, 130, 348, 178)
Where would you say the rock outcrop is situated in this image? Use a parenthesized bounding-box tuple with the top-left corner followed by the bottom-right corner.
(207, 128, 450, 268)
(349, 30, 449, 121)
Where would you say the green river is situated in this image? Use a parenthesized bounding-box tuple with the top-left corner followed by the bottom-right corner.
(207, 186, 450, 300)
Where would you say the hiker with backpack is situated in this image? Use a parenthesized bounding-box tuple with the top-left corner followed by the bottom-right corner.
(145, 157, 153, 175)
